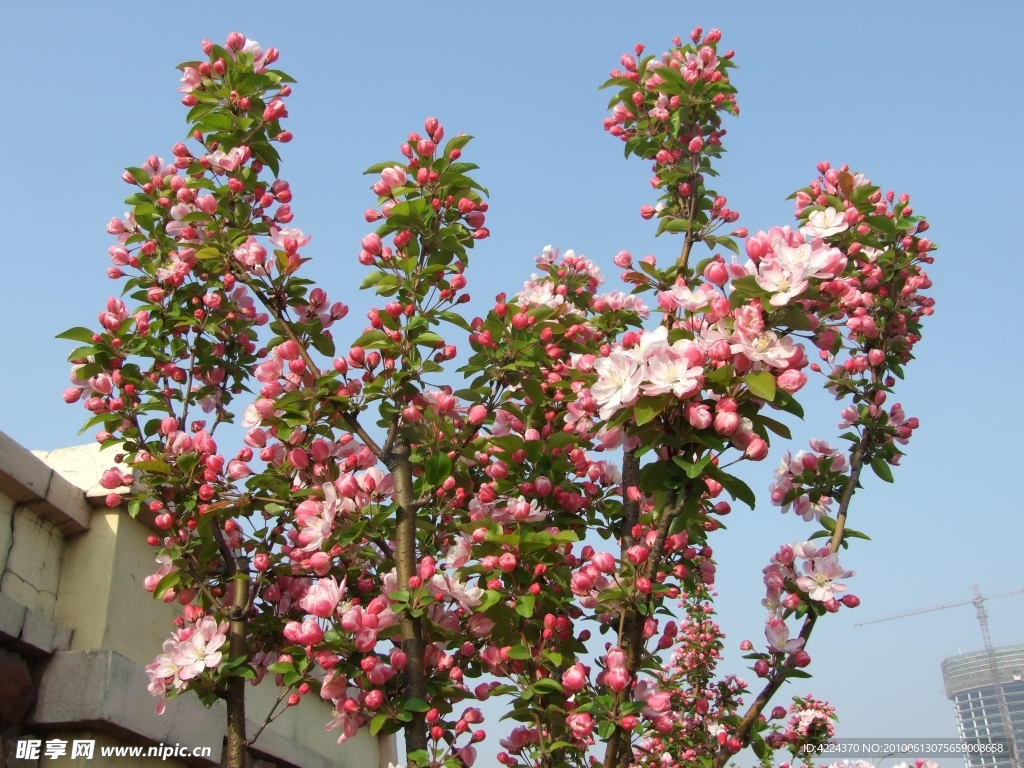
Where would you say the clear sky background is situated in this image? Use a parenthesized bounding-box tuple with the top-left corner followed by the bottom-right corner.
(2, 0, 1022, 762)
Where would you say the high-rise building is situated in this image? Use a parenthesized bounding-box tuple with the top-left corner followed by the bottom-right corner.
(942, 644, 1024, 768)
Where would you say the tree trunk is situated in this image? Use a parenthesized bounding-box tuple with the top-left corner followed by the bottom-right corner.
(390, 438, 428, 758)
(224, 564, 250, 768)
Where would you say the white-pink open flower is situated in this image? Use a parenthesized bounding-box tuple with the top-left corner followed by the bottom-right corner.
(662, 283, 710, 312)
(445, 537, 472, 568)
(765, 617, 805, 653)
(592, 350, 644, 419)
(776, 242, 846, 280)
(295, 483, 340, 553)
(270, 226, 311, 250)
(173, 617, 228, 680)
(179, 67, 202, 93)
(517, 277, 564, 309)
(641, 346, 703, 399)
(795, 553, 853, 602)
(800, 208, 849, 239)
(733, 329, 801, 369)
(755, 261, 808, 307)
(208, 147, 250, 173)
(429, 573, 484, 610)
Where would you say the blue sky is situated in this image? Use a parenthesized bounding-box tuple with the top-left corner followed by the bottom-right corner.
(2, 0, 1022, 759)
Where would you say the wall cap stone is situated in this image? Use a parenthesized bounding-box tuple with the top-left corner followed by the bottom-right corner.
(0, 431, 90, 535)
(0, 592, 71, 658)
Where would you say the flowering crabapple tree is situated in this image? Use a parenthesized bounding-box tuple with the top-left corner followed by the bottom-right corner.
(60, 25, 935, 768)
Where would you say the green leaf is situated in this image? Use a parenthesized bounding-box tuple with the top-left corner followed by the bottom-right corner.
(532, 678, 563, 694)
(369, 713, 389, 736)
(745, 371, 777, 401)
(506, 645, 532, 660)
(706, 465, 756, 509)
(516, 595, 536, 617)
(310, 332, 335, 357)
(424, 452, 452, 488)
(673, 454, 713, 479)
(132, 459, 173, 475)
(634, 395, 667, 426)
(152, 570, 182, 601)
(758, 415, 791, 439)
(520, 377, 545, 406)
(403, 698, 431, 713)
(658, 218, 692, 234)
(477, 589, 503, 612)
(57, 327, 98, 343)
(442, 134, 474, 156)
(866, 215, 898, 239)
(870, 458, 894, 483)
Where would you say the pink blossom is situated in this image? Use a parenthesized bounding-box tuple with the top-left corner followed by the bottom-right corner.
(207, 146, 250, 173)
(641, 344, 704, 399)
(800, 207, 849, 239)
(467, 614, 495, 637)
(562, 663, 588, 692)
(733, 329, 802, 369)
(445, 537, 472, 568)
(173, 617, 228, 680)
(429, 573, 484, 610)
(179, 67, 202, 93)
(795, 553, 853, 602)
(755, 260, 808, 307)
(270, 226, 311, 251)
(605, 666, 630, 692)
(299, 577, 345, 618)
(566, 712, 594, 739)
(326, 707, 361, 744)
(283, 616, 324, 646)
(233, 237, 267, 271)
(591, 350, 643, 419)
(765, 616, 805, 653)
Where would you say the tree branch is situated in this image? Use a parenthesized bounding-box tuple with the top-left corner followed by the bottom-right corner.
(710, 430, 871, 768)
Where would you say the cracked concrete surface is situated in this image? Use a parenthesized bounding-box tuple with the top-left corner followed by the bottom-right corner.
(0, 502, 63, 617)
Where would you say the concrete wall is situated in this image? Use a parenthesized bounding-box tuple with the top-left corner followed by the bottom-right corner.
(0, 431, 394, 768)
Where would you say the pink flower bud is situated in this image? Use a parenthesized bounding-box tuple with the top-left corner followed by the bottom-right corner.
(592, 551, 616, 573)
(713, 411, 740, 435)
(688, 137, 704, 153)
(561, 663, 587, 692)
(360, 233, 382, 255)
(604, 667, 630, 692)
(776, 369, 807, 393)
(468, 404, 488, 425)
(744, 437, 769, 461)
(703, 260, 728, 286)
(626, 545, 649, 565)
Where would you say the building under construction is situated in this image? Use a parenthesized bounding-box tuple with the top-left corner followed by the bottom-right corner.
(942, 644, 1024, 768)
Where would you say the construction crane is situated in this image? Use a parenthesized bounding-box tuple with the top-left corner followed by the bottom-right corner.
(856, 586, 1024, 768)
